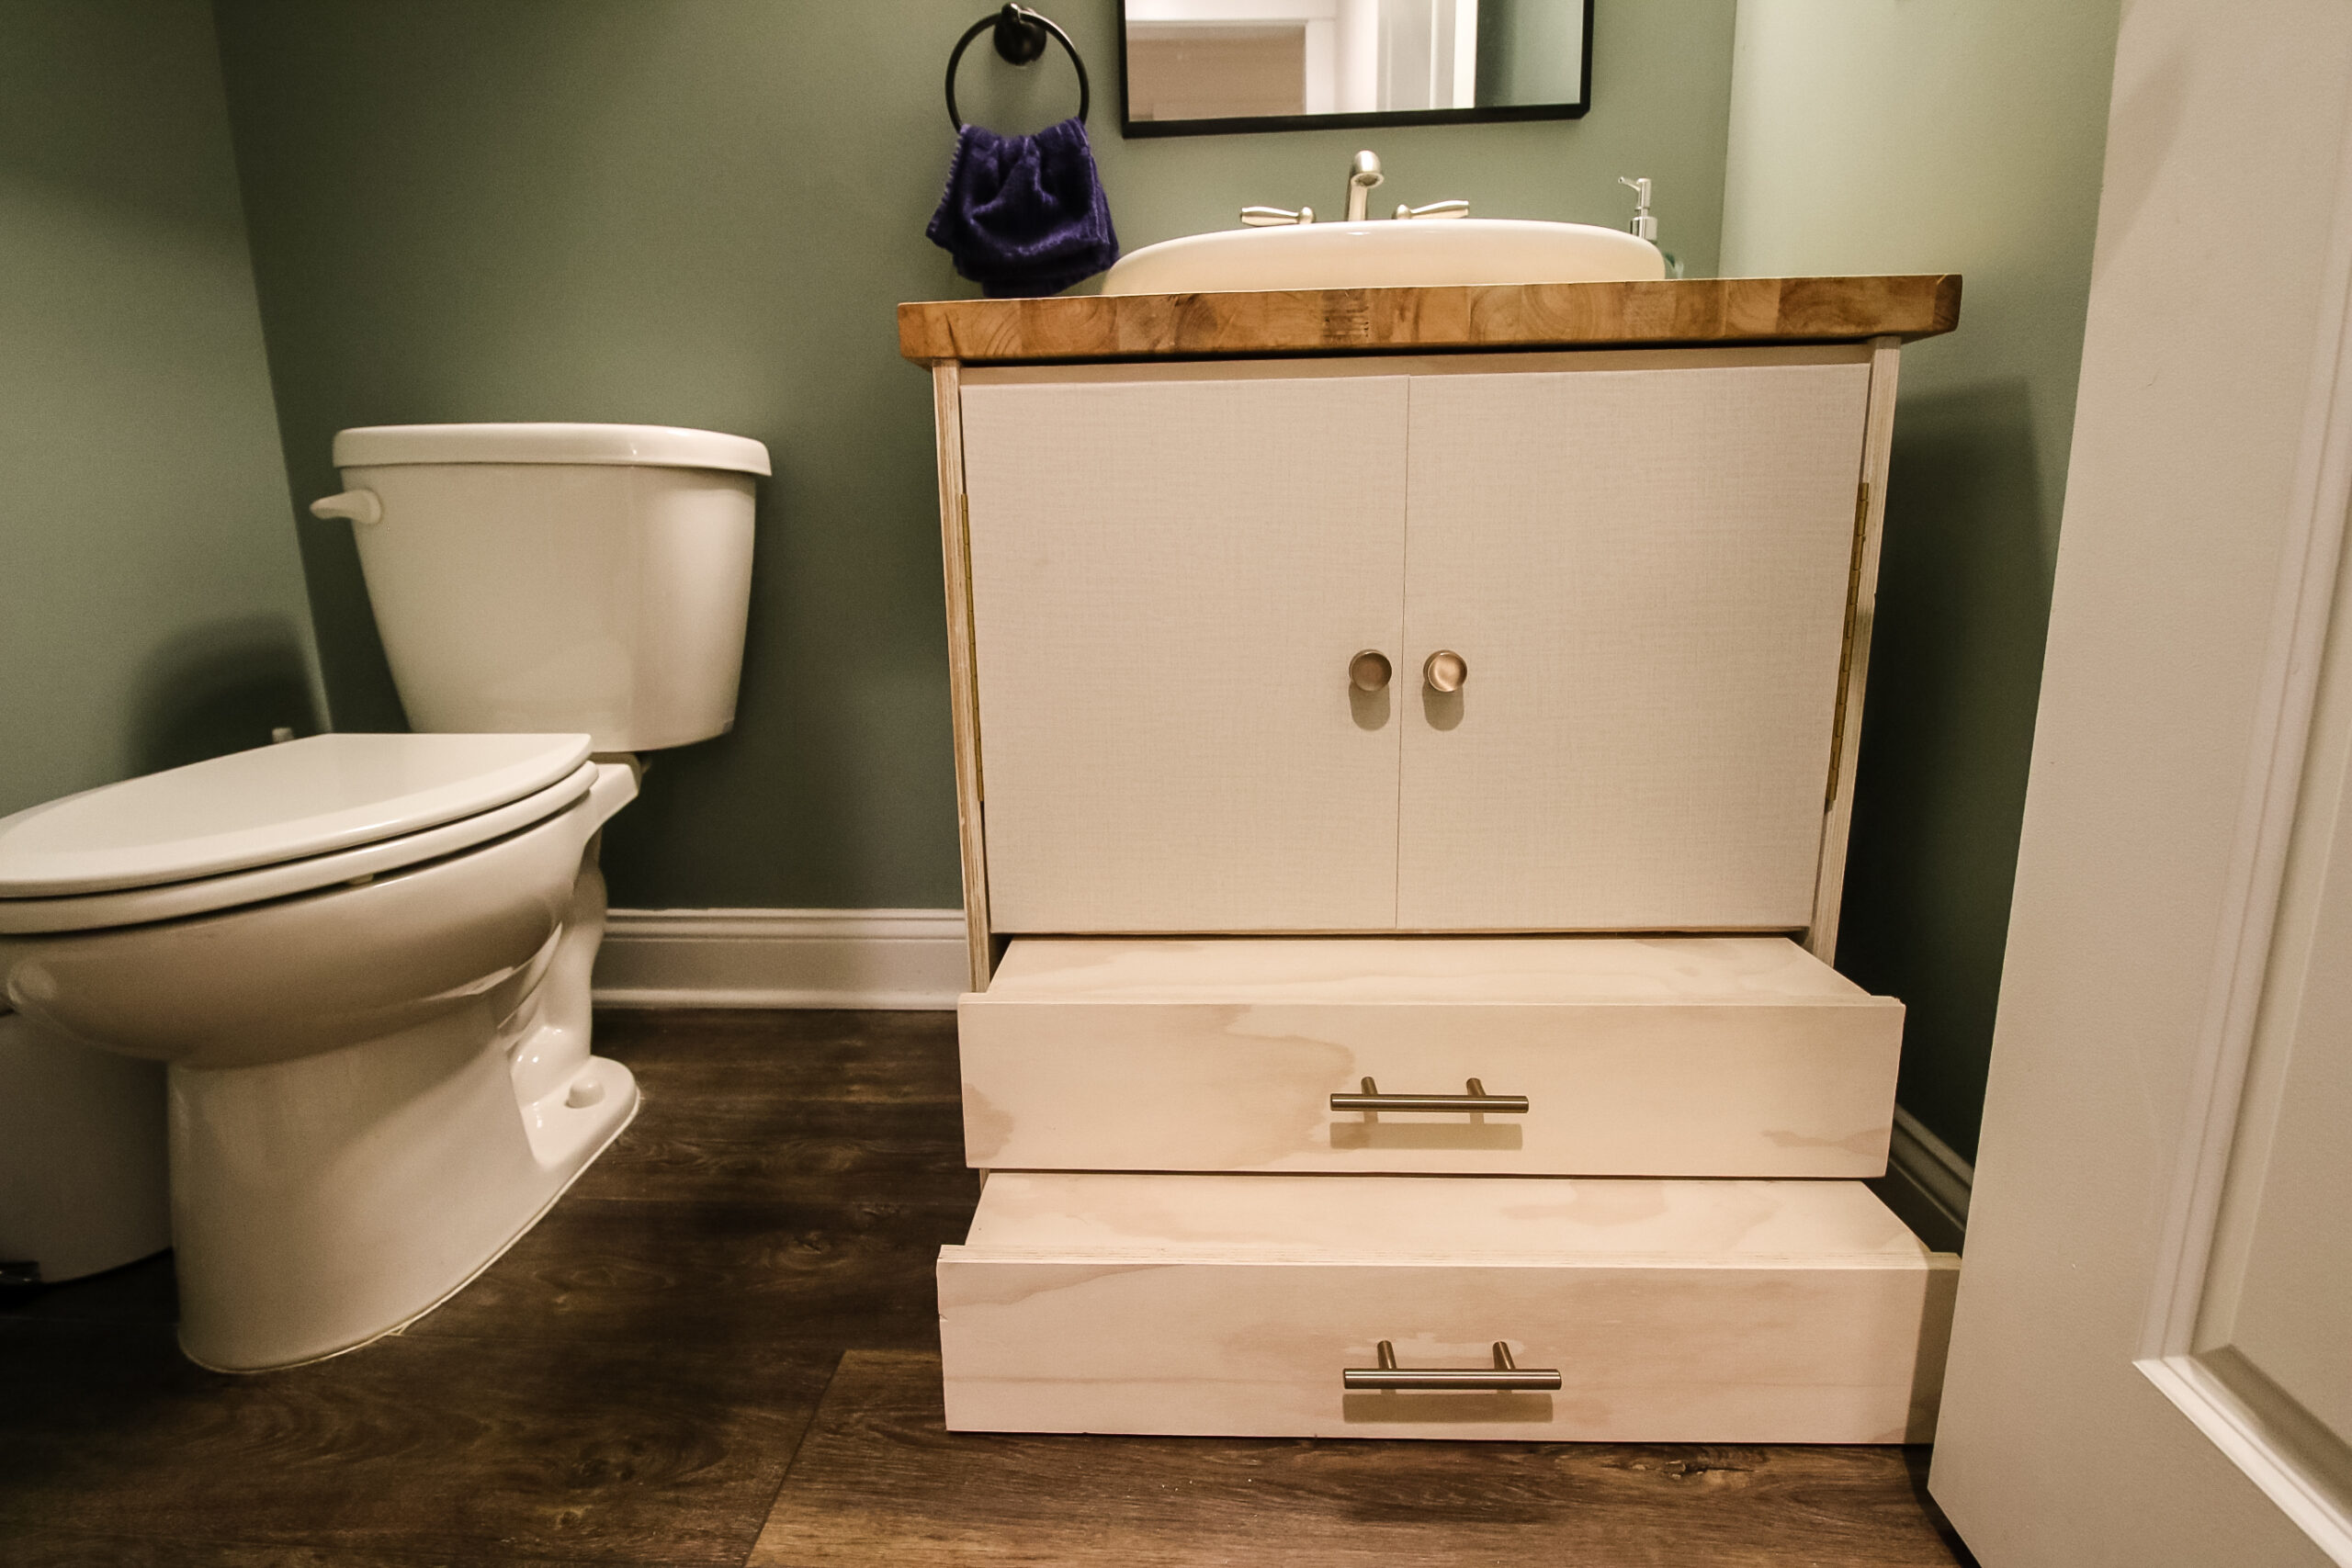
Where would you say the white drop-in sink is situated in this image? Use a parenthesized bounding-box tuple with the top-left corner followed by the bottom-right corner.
(1102, 219, 1667, 297)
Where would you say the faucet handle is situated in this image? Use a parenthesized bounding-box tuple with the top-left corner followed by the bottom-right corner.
(1241, 205, 1315, 227)
(1394, 200, 1470, 221)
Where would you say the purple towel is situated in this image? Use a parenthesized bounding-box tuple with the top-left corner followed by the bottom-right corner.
(926, 118, 1118, 299)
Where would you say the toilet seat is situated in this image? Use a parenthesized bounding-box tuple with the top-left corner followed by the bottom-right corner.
(0, 732, 593, 897)
(0, 735, 606, 936)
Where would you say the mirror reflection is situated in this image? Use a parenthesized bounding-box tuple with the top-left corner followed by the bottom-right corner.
(1122, 0, 1591, 135)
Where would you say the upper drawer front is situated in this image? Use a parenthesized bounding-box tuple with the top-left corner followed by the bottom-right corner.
(961, 935, 1902, 1178)
(940, 1172, 1958, 1442)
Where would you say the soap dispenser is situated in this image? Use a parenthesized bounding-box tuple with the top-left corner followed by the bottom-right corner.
(1620, 175, 1682, 277)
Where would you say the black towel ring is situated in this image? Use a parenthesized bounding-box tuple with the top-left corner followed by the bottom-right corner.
(945, 5, 1090, 131)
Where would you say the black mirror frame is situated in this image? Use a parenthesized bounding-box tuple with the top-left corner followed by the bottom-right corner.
(1116, 0, 1593, 139)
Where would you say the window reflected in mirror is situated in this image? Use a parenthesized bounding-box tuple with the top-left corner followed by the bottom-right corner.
(1121, 0, 1591, 136)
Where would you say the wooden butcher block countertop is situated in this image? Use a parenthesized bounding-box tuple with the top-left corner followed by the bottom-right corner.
(899, 274, 1960, 366)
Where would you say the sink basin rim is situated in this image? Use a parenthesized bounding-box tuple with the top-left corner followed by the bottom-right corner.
(1102, 218, 1668, 297)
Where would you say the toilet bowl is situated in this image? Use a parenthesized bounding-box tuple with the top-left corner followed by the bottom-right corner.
(1, 422, 772, 1370)
(0, 733, 640, 1369)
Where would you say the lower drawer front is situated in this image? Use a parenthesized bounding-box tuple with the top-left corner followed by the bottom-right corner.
(938, 1173, 1958, 1442)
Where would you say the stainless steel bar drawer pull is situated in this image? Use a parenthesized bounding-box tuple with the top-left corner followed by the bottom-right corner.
(1343, 1340, 1563, 1392)
(1329, 1077, 1530, 1114)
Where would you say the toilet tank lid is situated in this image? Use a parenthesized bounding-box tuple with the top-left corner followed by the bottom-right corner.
(334, 423, 772, 476)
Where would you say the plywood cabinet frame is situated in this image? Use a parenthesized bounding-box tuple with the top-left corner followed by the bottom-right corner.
(930, 338, 1905, 990)
(931, 361, 997, 989)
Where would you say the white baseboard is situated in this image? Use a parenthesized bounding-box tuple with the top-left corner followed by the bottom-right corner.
(593, 908, 967, 1010)
(1870, 1103, 1974, 1254)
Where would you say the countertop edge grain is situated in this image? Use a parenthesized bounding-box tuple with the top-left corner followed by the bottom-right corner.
(896, 274, 1962, 365)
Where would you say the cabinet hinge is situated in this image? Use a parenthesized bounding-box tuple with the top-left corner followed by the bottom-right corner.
(1825, 480, 1871, 807)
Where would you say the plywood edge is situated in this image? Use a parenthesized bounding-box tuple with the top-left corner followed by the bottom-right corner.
(959, 1175, 1938, 1259)
(973, 933, 1901, 1006)
(960, 991, 1906, 1011)
(959, 342, 1876, 388)
(898, 275, 1962, 366)
(937, 1247, 1948, 1272)
(1807, 336, 1904, 962)
(931, 363, 992, 992)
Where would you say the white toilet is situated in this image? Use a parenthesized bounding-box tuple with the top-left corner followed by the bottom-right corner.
(0, 423, 770, 1371)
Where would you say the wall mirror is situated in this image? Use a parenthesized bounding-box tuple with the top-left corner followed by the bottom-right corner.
(1119, 0, 1591, 137)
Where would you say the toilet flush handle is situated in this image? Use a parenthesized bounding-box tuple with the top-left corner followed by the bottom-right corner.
(310, 490, 382, 526)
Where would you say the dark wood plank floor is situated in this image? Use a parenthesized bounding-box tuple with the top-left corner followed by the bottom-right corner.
(0, 1010, 971, 1568)
(752, 1349, 1967, 1568)
(0, 1008, 1975, 1568)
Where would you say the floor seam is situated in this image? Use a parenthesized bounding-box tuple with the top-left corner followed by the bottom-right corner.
(734, 1346, 854, 1568)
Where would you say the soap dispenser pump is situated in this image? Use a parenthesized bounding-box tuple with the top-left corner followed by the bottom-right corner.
(1619, 176, 1657, 243)
(1620, 175, 1680, 277)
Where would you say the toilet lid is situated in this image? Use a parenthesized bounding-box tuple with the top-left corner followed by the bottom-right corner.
(0, 760, 605, 936)
(0, 733, 593, 897)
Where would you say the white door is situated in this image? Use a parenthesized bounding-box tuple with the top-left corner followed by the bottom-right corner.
(960, 370, 1408, 931)
(1931, 4, 2352, 1562)
(1396, 356, 1870, 930)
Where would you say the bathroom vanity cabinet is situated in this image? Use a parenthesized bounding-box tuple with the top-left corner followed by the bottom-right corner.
(962, 352, 1871, 934)
(903, 274, 1962, 1443)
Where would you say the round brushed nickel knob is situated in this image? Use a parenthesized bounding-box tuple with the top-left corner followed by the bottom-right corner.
(1423, 649, 1468, 694)
(1349, 650, 1393, 693)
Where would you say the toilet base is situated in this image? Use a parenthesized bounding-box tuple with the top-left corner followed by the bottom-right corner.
(178, 1063, 637, 1373)
(167, 852, 638, 1372)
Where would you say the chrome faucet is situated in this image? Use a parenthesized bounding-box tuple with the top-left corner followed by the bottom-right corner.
(1237, 151, 1470, 228)
(1345, 150, 1385, 222)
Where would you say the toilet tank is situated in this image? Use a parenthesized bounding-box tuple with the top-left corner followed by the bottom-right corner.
(328, 423, 770, 752)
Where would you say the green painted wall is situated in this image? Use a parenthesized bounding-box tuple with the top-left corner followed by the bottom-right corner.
(210, 0, 1737, 911)
(1720, 0, 2122, 1160)
(0, 0, 318, 820)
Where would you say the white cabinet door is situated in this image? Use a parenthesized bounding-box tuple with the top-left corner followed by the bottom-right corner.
(1397, 362, 1871, 930)
(962, 371, 1408, 931)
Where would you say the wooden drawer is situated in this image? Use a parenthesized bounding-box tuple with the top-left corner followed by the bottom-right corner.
(939, 1172, 1958, 1442)
(960, 936, 1902, 1177)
